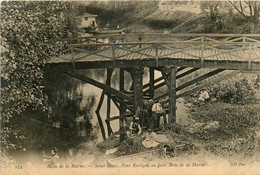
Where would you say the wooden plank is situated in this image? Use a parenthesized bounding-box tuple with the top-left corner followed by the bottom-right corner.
(162, 70, 239, 105)
(143, 76, 163, 89)
(245, 37, 260, 43)
(106, 116, 122, 122)
(176, 68, 200, 79)
(204, 36, 222, 43)
(119, 68, 126, 141)
(129, 33, 260, 38)
(176, 71, 238, 99)
(65, 71, 133, 102)
(177, 67, 187, 72)
(149, 68, 155, 99)
(203, 47, 245, 60)
(159, 45, 201, 59)
(105, 120, 114, 135)
(48, 55, 260, 71)
(161, 70, 170, 89)
(154, 68, 222, 101)
(117, 45, 154, 58)
(143, 80, 166, 94)
(143, 68, 199, 94)
(106, 68, 113, 136)
(168, 67, 177, 123)
(110, 96, 120, 110)
(132, 68, 144, 125)
(176, 69, 225, 91)
(69, 41, 254, 48)
(95, 92, 106, 140)
(61, 34, 125, 41)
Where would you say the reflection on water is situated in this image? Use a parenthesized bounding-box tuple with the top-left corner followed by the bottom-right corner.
(79, 68, 133, 140)
(5, 68, 162, 166)
(79, 68, 161, 141)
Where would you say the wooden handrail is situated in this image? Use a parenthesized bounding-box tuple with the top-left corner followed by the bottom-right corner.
(60, 34, 126, 41)
(125, 33, 260, 37)
(69, 41, 259, 47)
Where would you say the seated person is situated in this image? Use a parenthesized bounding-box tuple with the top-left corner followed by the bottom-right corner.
(198, 89, 210, 102)
(129, 116, 142, 135)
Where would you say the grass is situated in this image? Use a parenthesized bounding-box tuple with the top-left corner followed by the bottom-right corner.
(186, 100, 260, 158)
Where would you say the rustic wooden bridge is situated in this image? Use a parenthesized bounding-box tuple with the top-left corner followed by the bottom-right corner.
(48, 33, 260, 140)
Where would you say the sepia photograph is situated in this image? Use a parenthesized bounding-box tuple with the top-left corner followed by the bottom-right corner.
(1, 0, 260, 175)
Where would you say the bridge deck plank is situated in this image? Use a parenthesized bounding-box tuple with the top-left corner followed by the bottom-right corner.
(48, 44, 260, 71)
(50, 48, 259, 62)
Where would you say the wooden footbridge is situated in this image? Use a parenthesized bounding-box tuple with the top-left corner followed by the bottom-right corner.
(48, 33, 260, 140)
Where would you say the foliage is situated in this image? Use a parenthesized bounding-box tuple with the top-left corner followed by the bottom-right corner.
(200, 1, 260, 33)
(144, 11, 194, 30)
(208, 75, 256, 104)
(190, 102, 260, 139)
(85, 1, 158, 29)
(0, 1, 81, 160)
(228, 1, 260, 33)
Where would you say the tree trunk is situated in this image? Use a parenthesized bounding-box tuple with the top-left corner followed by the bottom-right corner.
(251, 2, 259, 33)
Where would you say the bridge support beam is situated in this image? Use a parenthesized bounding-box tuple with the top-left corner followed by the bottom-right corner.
(132, 67, 144, 126)
(95, 92, 106, 140)
(168, 66, 177, 124)
(106, 68, 114, 136)
(149, 68, 155, 99)
(119, 68, 126, 142)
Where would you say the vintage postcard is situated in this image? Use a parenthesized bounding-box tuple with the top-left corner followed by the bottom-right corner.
(1, 0, 260, 175)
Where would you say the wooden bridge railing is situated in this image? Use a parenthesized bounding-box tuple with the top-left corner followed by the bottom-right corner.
(60, 33, 126, 45)
(125, 33, 260, 42)
(57, 34, 260, 68)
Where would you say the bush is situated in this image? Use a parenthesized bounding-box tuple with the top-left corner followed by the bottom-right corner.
(208, 75, 256, 104)
(144, 11, 195, 30)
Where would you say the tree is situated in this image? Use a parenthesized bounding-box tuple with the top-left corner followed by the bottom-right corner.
(0, 1, 80, 163)
(199, 1, 260, 33)
(200, 1, 229, 33)
(228, 1, 260, 33)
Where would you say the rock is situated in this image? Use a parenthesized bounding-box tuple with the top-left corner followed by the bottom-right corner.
(105, 148, 118, 155)
(154, 134, 170, 143)
(142, 138, 159, 148)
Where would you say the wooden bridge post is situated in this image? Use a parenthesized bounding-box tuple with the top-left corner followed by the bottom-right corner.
(106, 68, 114, 136)
(119, 68, 126, 141)
(168, 66, 177, 124)
(149, 68, 155, 99)
(132, 67, 144, 125)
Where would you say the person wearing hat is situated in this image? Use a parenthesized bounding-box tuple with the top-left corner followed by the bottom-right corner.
(129, 115, 142, 135)
(151, 100, 164, 131)
(43, 147, 59, 164)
